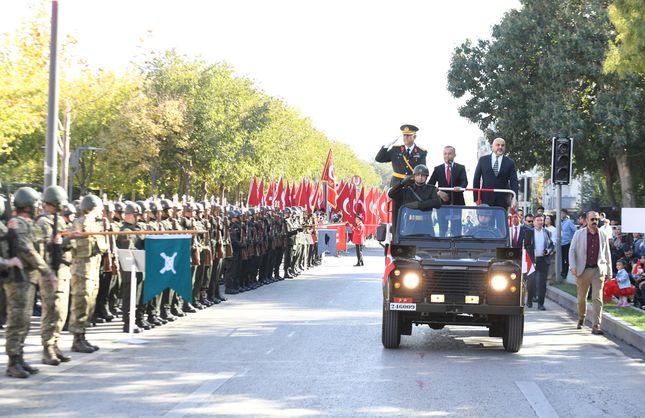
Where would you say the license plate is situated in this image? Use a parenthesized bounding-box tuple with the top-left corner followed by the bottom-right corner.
(390, 303, 416, 311)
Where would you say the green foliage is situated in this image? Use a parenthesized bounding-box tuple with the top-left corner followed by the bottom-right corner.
(0, 13, 378, 199)
(604, 0, 645, 75)
(447, 0, 645, 208)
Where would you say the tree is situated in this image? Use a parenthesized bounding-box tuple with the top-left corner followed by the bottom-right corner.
(604, 0, 645, 75)
(447, 0, 644, 208)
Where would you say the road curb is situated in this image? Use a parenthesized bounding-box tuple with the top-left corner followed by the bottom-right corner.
(546, 285, 645, 353)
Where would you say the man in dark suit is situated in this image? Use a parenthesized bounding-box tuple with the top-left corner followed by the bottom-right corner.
(523, 214, 554, 310)
(428, 145, 467, 237)
(376, 124, 427, 187)
(472, 137, 518, 209)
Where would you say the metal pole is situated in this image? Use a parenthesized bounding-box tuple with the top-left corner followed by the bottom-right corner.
(555, 184, 562, 282)
(44, 0, 60, 188)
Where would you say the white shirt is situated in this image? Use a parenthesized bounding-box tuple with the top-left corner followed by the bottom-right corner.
(405, 145, 415, 155)
(534, 228, 546, 258)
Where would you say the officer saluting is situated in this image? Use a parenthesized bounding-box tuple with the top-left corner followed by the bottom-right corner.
(376, 124, 427, 187)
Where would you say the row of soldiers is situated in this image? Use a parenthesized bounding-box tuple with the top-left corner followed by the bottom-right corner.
(0, 185, 322, 379)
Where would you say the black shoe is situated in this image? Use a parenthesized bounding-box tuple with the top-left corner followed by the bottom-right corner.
(123, 323, 142, 333)
(526, 302, 533, 308)
(182, 303, 197, 313)
(210, 298, 221, 304)
(576, 319, 584, 329)
(284, 275, 294, 279)
(147, 315, 163, 327)
(93, 315, 106, 324)
(193, 301, 205, 310)
(538, 305, 546, 311)
(224, 288, 238, 295)
(21, 360, 39, 375)
(591, 326, 604, 335)
(136, 320, 152, 330)
(354, 263, 361, 267)
(171, 307, 186, 317)
(161, 310, 177, 322)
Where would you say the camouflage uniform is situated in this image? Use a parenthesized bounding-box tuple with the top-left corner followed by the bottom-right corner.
(35, 212, 72, 360)
(69, 212, 108, 351)
(4, 214, 51, 376)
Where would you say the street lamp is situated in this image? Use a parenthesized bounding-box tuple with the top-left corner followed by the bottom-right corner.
(68, 146, 105, 200)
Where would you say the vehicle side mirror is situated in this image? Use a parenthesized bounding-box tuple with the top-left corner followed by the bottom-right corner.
(376, 223, 387, 242)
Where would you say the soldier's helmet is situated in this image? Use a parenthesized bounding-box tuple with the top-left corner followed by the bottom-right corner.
(80, 194, 103, 213)
(114, 201, 126, 213)
(413, 164, 430, 177)
(148, 200, 159, 213)
(195, 203, 204, 212)
(42, 185, 68, 210)
(135, 200, 150, 213)
(200, 201, 211, 210)
(104, 202, 115, 213)
(228, 209, 240, 219)
(248, 207, 256, 216)
(62, 203, 77, 217)
(13, 187, 41, 213)
(183, 202, 195, 212)
(160, 199, 173, 211)
(284, 207, 292, 215)
(124, 201, 140, 215)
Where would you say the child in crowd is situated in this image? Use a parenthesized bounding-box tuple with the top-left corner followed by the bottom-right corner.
(603, 259, 636, 307)
(632, 255, 645, 309)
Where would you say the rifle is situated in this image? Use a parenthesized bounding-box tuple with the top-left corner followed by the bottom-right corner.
(203, 217, 213, 266)
(50, 211, 63, 274)
(7, 219, 28, 282)
(240, 220, 248, 261)
(101, 217, 115, 273)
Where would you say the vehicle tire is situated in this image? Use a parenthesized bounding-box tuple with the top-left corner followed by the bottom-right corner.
(502, 314, 524, 353)
(382, 306, 401, 348)
(429, 324, 445, 330)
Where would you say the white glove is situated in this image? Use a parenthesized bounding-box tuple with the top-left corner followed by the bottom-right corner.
(383, 136, 399, 149)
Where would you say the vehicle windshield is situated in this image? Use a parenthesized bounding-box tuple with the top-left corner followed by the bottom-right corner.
(397, 206, 508, 239)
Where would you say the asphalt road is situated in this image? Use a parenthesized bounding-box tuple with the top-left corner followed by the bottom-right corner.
(1, 246, 643, 417)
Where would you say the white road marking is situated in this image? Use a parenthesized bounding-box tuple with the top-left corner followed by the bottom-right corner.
(265, 348, 274, 355)
(161, 372, 236, 418)
(287, 331, 296, 338)
(516, 381, 559, 418)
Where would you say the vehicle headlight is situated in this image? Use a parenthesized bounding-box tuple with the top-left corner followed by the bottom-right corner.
(402, 272, 420, 289)
(491, 274, 508, 291)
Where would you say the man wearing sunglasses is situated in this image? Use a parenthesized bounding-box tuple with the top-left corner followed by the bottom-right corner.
(568, 211, 613, 335)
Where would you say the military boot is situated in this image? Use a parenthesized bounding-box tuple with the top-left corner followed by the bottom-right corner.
(53, 344, 71, 362)
(82, 334, 99, 351)
(20, 358, 39, 375)
(42, 346, 61, 366)
(5, 355, 29, 378)
(71, 333, 94, 353)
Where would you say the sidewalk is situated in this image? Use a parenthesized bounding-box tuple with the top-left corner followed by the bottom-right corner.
(546, 285, 645, 354)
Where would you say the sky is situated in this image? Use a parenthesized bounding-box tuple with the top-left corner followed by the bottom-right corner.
(1, 0, 521, 179)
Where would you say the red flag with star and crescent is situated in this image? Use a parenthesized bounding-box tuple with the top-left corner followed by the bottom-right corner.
(383, 245, 394, 284)
(320, 149, 338, 209)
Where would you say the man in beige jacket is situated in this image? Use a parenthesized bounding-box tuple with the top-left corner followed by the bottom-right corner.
(568, 211, 613, 335)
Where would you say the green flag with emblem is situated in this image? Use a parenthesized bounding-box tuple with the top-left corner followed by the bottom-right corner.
(144, 234, 192, 303)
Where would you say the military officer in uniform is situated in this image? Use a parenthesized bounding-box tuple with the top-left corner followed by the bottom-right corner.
(376, 124, 427, 187)
(388, 164, 443, 228)
(69, 194, 108, 353)
(4, 187, 54, 378)
(36, 185, 73, 365)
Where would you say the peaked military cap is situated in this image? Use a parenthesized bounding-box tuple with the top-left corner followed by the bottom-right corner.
(400, 124, 419, 134)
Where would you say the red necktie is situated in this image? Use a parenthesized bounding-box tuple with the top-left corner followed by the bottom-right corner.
(513, 226, 519, 246)
(446, 164, 452, 185)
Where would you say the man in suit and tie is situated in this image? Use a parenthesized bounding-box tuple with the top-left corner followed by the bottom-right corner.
(428, 145, 467, 237)
(569, 211, 613, 335)
(523, 214, 555, 310)
(472, 137, 519, 210)
(376, 124, 427, 187)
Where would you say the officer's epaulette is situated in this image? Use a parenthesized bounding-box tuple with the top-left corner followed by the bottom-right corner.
(415, 146, 426, 153)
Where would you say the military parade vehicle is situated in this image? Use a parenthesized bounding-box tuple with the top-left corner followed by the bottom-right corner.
(378, 190, 524, 352)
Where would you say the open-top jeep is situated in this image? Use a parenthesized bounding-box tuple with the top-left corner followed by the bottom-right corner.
(379, 202, 524, 352)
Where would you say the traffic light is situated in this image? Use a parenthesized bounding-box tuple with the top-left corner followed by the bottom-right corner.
(551, 137, 573, 185)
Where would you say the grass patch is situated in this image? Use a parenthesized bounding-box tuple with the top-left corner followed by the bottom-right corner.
(551, 282, 645, 331)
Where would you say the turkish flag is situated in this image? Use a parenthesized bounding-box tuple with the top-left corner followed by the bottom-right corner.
(320, 149, 338, 209)
(356, 186, 366, 221)
(522, 248, 535, 276)
(265, 179, 276, 207)
(274, 177, 285, 209)
(383, 245, 394, 284)
(378, 188, 389, 224)
(257, 178, 264, 206)
(247, 176, 259, 207)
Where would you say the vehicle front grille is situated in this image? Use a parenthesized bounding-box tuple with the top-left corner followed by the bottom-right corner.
(423, 269, 488, 303)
